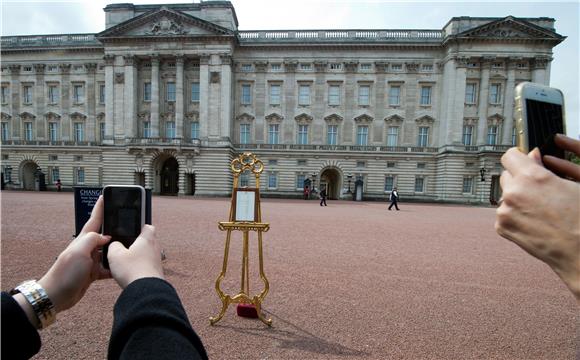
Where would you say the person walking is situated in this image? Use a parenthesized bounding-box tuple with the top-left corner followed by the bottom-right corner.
(388, 187, 399, 210)
(319, 187, 327, 206)
(303, 185, 310, 200)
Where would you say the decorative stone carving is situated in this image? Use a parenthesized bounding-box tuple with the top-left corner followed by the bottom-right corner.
(324, 114, 343, 125)
(210, 71, 220, 83)
(532, 56, 550, 69)
(199, 54, 210, 65)
(60, 63, 71, 73)
(265, 113, 284, 123)
(123, 55, 136, 66)
(254, 61, 268, 72)
(8, 65, 21, 74)
(374, 61, 389, 73)
(313, 61, 327, 72)
(384, 114, 404, 124)
(103, 55, 115, 66)
(85, 63, 98, 73)
(405, 62, 420, 72)
(283, 60, 298, 73)
(463, 117, 478, 126)
(45, 112, 61, 121)
(454, 57, 470, 68)
(138, 112, 150, 121)
(186, 111, 199, 121)
(70, 112, 87, 121)
(150, 55, 160, 66)
(115, 73, 125, 84)
(1, 112, 11, 121)
(161, 112, 175, 121)
(220, 54, 232, 66)
(175, 55, 184, 66)
(487, 114, 504, 126)
(20, 112, 36, 120)
(147, 18, 187, 35)
(33, 64, 45, 73)
(96, 112, 105, 121)
(344, 61, 358, 73)
(236, 113, 255, 122)
(415, 115, 435, 125)
(294, 113, 313, 124)
(354, 114, 373, 123)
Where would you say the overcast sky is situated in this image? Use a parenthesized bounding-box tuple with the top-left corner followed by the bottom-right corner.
(2, 0, 578, 137)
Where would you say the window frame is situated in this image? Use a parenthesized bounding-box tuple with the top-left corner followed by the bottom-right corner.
(387, 126, 399, 147)
(356, 125, 369, 146)
(420, 86, 432, 106)
(327, 124, 338, 145)
(417, 126, 429, 147)
(268, 123, 279, 144)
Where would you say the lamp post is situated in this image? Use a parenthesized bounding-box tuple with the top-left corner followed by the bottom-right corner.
(347, 173, 352, 194)
(310, 173, 316, 199)
(479, 167, 486, 182)
(5, 165, 12, 184)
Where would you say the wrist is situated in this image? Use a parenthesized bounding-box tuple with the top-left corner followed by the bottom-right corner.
(10, 280, 56, 329)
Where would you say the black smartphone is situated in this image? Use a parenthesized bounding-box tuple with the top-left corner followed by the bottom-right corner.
(102, 185, 145, 269)
(514, 82, 566, 159)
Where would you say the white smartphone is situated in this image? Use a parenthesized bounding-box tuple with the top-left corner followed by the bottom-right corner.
(514, 82, 566, 158)
(102, 185, 146, 269)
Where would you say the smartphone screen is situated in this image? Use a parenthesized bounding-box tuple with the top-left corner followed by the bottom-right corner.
(525, 98, 564, 159)
(102, 186, 144, 268)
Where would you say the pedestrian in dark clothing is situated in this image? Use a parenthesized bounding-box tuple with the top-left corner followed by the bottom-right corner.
(319, 188, 327, 206)
(55, 179, 62, 192)
(388, 187, 400, 210)
(303, 186, 310, 200)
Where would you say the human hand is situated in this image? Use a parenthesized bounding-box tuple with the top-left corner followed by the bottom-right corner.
(495, 139, 580, 300)
(38, 196, 112, 313)
(542, 134, 580, 181)
(107, 225, 164, 289)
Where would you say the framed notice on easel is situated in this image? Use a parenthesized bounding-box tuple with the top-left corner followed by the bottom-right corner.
(233, 188, 258, 222)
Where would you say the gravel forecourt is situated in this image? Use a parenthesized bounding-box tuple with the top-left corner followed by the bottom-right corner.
(1, 191, 577, 359)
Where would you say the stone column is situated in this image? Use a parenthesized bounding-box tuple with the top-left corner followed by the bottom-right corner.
(151, 55, 160, 138)
(451, 61, 468, 145)
(60, 63, 71, 141)
(501, 59, 516, 145)
(437, 60, 456, 146)
(104, 55, 115, 144)
(531, 56, 550, 85)
(199, 54, 210, 140)
(124, 55, 137, 139)
(175, 55, 184, 139)
(34, 64, 46, 140)
(9, 65, 21, 139)
(113, 56, 125, 140)
(85, 63, 97, 141)
(476, 59, 491, 145)
(220, 54, 233, 141)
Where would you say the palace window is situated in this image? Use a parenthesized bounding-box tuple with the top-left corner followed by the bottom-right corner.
(268, 159, 278, 166)
(74, 155, 83, 162)
(51, 167, 60, 184)
(384, 176, 394, 192)
(268, 172, 278, 189)
(296, 174, 306, 190)
(360, 63, 372, 71)
(271, 63, 282, 72)
(420, 86, 432, 105)
(417, 162, 426, 169)
(165, 121, 176, 138)
(387, 126, 399, 146)
(387, 162, 396, 168)
(1, 122, 9, 141)
(487, 125, 498, 145)
(99, 84, 105, 104)
(241, 84, 252, 104)
(297, 124, 308, 145)
(356, 125, 368, 146)
(300, 63, 311, 71)
(24, 122, 33, 141)
(329, 63, 342, 70)
(389, 85, 401, 106)
(48, 85, 59, 104)
(239, 170, 250, 187)
(328, 85, 340, 105)
(414, 177, 425, 192)
(327, 125, 338, 145)
(143, 82, 151, 102)
(268, 124, 279, 144)
(23, 66, 32, 72)
(49, 155, 58, 161)
(422, 64, 433, 71)
(49, 122, 59, 141)
(356, 161, 366, 168)
(191, 122, 199, 140)
(462, 125, 474, 146)
(143, 121, 151, 138)
(241, 64, 252, 72)
(75, 167, 85, 185)
(463, 177, 474, 194)
(1, 86, 9, 104)
(47, 65, 58, 72)
(489, 84, 502, 104)
(391, 64, 402, 71)
(358, 85, 370, 106)
(240, 124, 250, 144)
(269, 84, 281, 105)
(23, 85, 33, 104)
(166, 82, 176, 102)
(417, 126, 429, 147)
(298, 85, 310, 105)
(73, 84, 84, 104)
(465, 83, 477, 104)
(74, 122, 84, 142)
(191, 82, 200, 102)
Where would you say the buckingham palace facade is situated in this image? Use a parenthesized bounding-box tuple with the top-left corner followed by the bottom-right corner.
(0, 2, 564, 202)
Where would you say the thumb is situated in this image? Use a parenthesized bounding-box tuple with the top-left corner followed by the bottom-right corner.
(107, 241, 127, 260)
(528, 148, 543, 165)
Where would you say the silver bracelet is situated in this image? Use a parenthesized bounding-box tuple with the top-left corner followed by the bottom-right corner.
(10, 280, 56, 329)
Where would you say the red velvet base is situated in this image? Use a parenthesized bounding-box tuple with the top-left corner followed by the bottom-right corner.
(236, 303, 258, 318)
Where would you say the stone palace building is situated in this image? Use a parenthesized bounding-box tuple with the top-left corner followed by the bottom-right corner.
(0, 2, 565, 202)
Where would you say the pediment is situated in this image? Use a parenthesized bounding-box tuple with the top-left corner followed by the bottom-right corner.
(457, 16, 563, 41)
(324, 114, 343, 123)
(97, 7, 234, 39)
(384, 114, 404, 123)
(265, 112, 284, 122)
(1, 111, 12, 120)
(19, 112, 36, 120)
(354, 114, 373, 123)
(415, 115, 435, 124)
(70, 112, 87, 120)
(44, 111, 61, 120)
(236, 112, 255, 121)
(294, 113, 313, 123)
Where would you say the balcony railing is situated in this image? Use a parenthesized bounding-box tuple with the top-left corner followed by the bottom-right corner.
(1, 34, 101, 49)
(126, 138, 201, 146)
(0, 140, 98, 146)
(238, 29, 444, 43)
(234, 144, 441, 153)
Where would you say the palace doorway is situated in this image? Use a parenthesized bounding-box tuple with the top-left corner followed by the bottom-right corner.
(160, 157, 179, 195)
(21, 161, 38, 190)
(319, 168, 342, 200)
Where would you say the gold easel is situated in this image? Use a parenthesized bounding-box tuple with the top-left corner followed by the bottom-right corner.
(210, 152, 272, 326)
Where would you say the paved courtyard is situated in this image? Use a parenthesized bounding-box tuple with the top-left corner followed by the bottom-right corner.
(1, 191, 577, 359)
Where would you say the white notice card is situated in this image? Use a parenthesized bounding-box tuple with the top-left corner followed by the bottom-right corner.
(235, 190, 255, 222)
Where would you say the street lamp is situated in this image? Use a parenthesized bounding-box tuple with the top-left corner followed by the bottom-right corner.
(347, 173, 353, 193)
(479, 167, 486, 182)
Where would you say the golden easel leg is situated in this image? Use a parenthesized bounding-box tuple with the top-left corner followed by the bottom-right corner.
(241, 230, 250, 297)
(253, 296, 272, 326)
(210, 230, 233, 325)
(257, 230, 270, 300)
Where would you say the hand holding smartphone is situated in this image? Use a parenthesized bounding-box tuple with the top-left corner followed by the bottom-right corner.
(102, 185, 146, 269)
(514, 82, 566, 159)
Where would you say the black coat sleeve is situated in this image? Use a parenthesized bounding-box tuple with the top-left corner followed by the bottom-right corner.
(1, 292, 42, 360)
(108, 278, 208, 360)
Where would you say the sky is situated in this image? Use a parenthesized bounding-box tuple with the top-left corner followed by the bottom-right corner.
(2, 0, 578, 138)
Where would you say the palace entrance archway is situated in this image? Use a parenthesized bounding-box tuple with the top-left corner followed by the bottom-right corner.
(319, 168, 342, 200)
(21, 161, 38, 190)
(159, 157, 179, 195)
